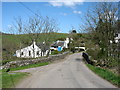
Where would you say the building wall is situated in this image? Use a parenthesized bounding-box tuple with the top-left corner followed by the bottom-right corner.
(16, 42, 42, 58)
(64, 38, 69, 48)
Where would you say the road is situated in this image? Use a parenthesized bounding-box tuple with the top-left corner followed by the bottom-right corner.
(16, 53, 116, 88)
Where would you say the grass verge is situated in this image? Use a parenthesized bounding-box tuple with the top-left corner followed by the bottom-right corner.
(8, 62, 50, 71)
(87, 64, 120, 87)
(2, 62, 50, 88)
(2, 72, 29, 88)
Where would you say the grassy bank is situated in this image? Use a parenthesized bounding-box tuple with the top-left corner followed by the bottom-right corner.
(6, 62, 50, 71)
(2, 72, 29, 88)
(87, 64, 120, 87)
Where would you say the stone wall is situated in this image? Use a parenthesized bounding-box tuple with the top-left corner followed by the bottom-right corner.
(2, 51, 69, 69)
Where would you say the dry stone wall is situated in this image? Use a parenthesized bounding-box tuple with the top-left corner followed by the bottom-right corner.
(2, 51, 69, 69)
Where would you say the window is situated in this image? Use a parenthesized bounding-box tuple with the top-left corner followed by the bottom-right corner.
(115, 34, 118, 37)
(37, 51, 39, 55)
(29, 51, 31, 56)
(21, 52, 23, 55)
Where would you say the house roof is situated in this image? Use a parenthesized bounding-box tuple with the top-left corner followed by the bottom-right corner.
(51, 41, 65, 47)
(37, 42, 50, 52)
(16, 41, 50, 52)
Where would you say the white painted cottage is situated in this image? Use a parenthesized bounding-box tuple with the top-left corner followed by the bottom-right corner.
(16, 41, 51, 58)
(109, 33, 120, 44)
(50, 38, 70, 51)
(115, 33, 120, 43)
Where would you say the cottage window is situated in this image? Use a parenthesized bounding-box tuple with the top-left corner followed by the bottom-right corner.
(54, 46, 58, 48)
(21, 52, 23, 55)
(115, 34, 118, 37)
(37, 51, 39, 55)
(29, 51, 31, 56)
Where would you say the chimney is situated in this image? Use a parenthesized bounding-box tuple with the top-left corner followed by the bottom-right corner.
(33, 40, 36, 49)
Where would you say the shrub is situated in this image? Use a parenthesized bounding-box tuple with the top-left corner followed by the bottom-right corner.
(71, 33, 82, 40)
(86, 48, 100, 60)
(1, 60, 13, 65)
(51, 50, 61, 55)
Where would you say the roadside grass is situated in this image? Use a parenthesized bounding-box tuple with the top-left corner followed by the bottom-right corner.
(0, 70, 2, 88)
(2, 62, 50, 88)
(8, 62, 50, 71)
(87, 64, 120, 87)
(2, 62, 50, 72)
(2, 72, 29, 88)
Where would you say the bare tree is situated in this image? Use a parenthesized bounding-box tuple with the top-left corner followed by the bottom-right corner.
(5, 17, 25, 59)
(24, 14, 43, 42)
(13, 13, 59, 58)
(42, 17, 58, 41)
(40, 16, 59, 56)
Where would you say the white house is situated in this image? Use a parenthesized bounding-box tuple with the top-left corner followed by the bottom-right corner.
(109, 33, 120, 44)
(115, 33, 120, 43)
(50, 38, 70, 51)
(75, 47, 86, 51)
(64, 38, 69, 48)
(16, 41, 51, 58)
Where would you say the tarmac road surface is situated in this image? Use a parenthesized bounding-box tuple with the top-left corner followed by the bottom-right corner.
(16, 53, 116, 88)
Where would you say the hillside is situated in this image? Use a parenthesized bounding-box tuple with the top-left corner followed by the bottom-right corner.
(2, 33, 69, 60)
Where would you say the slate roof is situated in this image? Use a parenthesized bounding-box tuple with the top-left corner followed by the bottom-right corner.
(51, 41, 65, 47)
(37, 42, 50, 52)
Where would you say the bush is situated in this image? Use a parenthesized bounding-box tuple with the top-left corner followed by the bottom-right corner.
(97, 48, 107, 59)
(86, 48, 100, 60)
(70, 48, 76, 53)
(71, 33, 82, 40)
(106, 56, 119, 68)
(51, 50, 61, 55)
(1, 60, 13, 65)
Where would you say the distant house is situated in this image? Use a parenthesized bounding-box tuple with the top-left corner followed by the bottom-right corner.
(75, 47, 86, 51)
(109, 33, 120, 44)
(16, 41, 51, 58)
(50, 38, 70, 51)
(115, 33, 120, 43)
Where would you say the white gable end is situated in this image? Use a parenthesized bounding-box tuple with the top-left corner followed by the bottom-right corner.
(16, 41, 42, 58)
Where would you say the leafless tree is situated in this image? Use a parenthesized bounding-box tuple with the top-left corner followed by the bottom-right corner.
(42, 16, 59, 43)
(13, 13, 59, 57)
(4, 17, 24, 59)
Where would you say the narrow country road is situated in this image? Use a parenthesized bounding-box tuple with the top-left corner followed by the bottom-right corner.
(16, 53, 116, 88)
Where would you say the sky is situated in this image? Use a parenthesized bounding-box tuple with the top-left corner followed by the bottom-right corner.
(2, 1, 119, 34)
